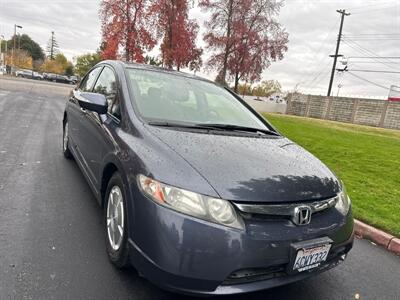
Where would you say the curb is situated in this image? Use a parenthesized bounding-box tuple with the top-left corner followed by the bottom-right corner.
(354, 220, 400, 256)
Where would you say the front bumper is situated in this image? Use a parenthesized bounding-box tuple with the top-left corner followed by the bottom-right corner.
(128, 190, 354, 295)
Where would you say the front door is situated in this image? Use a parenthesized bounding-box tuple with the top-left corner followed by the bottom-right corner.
(78, 66, 121, 188)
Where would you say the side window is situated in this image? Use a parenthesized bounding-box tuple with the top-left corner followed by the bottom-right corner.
(80, 67, 102, 92)
(93, 66, 120, 120)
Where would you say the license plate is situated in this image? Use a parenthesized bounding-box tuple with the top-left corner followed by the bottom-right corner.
(293, 243, 331, 272)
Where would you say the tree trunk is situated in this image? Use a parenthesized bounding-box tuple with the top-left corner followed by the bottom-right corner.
(234, 71, 240, 93)
(167, 11, 174, 69)
(125, 0, 131, 61)
(221, 0, 233, 85)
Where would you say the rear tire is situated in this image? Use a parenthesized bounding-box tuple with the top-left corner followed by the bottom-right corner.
(63, 120, 73, 159)
(104, 172, 130, 269)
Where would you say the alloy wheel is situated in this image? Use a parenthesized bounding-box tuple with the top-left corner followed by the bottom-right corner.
(106, 186, 125, 251)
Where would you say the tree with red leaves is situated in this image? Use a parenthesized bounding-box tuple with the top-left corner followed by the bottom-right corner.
(100, 0, 156, 62)
(199, 0, 288, 91)
(149, 0, 202, 71)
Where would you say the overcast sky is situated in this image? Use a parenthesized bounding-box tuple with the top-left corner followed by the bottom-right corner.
(0, 0, 399, 98)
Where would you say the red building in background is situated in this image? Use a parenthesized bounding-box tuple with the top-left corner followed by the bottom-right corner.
(388, 85, 400, 101)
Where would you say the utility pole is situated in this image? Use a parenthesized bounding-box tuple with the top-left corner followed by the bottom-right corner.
(327, 9, 350, 97)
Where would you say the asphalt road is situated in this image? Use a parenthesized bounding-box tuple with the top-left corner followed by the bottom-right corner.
(0, 77, 399, 300)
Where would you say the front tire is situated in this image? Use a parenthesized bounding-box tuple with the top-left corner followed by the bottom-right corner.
(63, 120, 73, 159)
(105, 173, 130, 268)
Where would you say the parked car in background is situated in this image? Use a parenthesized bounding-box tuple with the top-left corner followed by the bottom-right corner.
(62, 60, 354, 296)
(45, 73, 57, 82)
(69, 75, 79, 85)
(55, 75, 72, 84)
(44, 73, 77, 85)
(16, 69, 34, 79)
(33, 71, 44, 80)
(15, 69, 44, 80)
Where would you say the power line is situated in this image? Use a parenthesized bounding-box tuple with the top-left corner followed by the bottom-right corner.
(348, 1, 395, 11)
(344, 33, 400, 36)
(342, 32, 400, 37)
(342, 40, 398, 69)
(346, 69, 400, 74)
(343, 37, 400, 41)
(348, 61, 400, 64)
(345, 40, 399, 66)
(347, 56, 400, 59)
(343, 38, 400, 41)
(309, 67, 331, 90)
(351, 5, 399, 15)
(301, 19, 340, 87)
(349, 64, 400, 82)
(304, 61, 331, 90)
(346, 72, 390, 90)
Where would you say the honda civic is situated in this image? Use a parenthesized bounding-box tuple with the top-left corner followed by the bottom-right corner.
(62, 60, 353, 295)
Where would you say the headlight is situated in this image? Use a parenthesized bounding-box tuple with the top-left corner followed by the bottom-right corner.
(138, 175, 244, 230)
(336, 185, 351, 215)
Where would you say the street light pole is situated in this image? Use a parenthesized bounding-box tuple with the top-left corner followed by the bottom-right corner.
(0, 35, 3, 65)
(337, 84, 343, 97)
(12, 24, 23, 70)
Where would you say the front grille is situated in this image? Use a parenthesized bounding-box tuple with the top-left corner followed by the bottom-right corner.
(234, 196, 338, 222)
(240, 212, 292, 222)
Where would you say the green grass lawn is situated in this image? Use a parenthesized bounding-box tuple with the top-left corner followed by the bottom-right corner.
(262, 113, 400, 237)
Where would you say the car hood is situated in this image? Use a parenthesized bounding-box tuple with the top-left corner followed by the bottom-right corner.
(147, 127, 341, 203)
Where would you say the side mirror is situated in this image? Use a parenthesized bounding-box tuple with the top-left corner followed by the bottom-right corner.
(78, 92, 108, 114)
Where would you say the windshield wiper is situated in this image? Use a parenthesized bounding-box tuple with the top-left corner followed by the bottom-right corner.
(193, 123, 280, 136)
(148, 121, 280, 136)
(147, 121, 211, 130)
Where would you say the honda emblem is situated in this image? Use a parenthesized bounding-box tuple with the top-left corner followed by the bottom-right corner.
(292, 206, 312, 225)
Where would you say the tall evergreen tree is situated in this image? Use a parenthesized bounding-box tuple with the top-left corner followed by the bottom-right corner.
(46, 31, 59, 60)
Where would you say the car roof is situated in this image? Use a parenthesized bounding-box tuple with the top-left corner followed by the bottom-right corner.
(101, 60, 217, 85)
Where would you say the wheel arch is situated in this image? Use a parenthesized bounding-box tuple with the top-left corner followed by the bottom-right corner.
(101, 162, 119, 208)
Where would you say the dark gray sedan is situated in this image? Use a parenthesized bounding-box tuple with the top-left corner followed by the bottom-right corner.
(62, 60, 353, 296)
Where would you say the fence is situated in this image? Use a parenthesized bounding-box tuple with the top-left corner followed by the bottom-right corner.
(286, 94, 400, 130)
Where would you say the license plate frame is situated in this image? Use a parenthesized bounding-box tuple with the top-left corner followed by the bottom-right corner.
(288, 237, 333, 274)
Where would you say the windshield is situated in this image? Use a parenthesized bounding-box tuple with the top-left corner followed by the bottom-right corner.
(127, 68, 268, 130)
